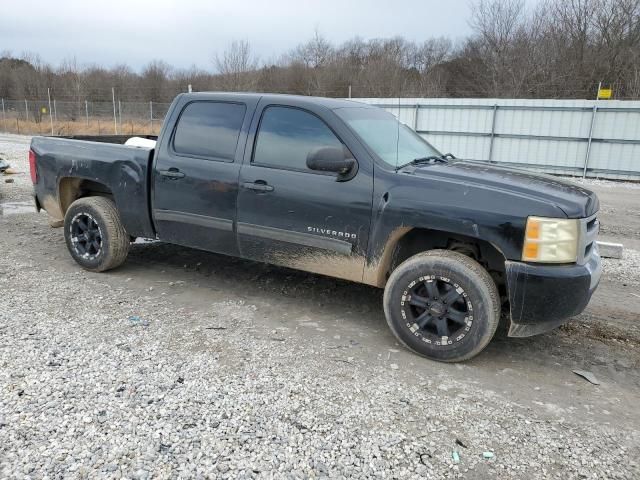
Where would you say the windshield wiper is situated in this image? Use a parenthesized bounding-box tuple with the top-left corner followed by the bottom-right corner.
(395, 155, 447, 172)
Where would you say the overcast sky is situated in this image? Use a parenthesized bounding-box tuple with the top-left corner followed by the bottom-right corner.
(2, 0, 474, 71)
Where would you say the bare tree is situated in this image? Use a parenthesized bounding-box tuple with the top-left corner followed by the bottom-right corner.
(592, 0, 640, 97)
(287, 30, 336, 95)
(214, 40, 258, 91)
(468, 0, 529, 96)
(56, 57, 86, 120)
(139, 60, 172, 102)
(293, 29, 333, 68)
(2, 1, 640, 104)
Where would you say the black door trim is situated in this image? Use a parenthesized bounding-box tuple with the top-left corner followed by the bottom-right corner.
(154, 210, 234, 231)
(237, 222, 353, 255)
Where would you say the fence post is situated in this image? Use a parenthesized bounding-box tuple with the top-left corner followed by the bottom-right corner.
(53, 99, 57, 123)
(413, 104, 420, 130)
(118, 100, 122, 131)
(85, 100, 89, 127)
(348, 84, 352, 99)
(25, 99, 28, 122)
(150, 101, 153, 132)
(488, 104, 498, 161)
(47, 88, 54, 135)
(112, 87, 117, 134)
(188, 84, 192, 93)
(583, 105, 598, 179)
(1, 99, 5, 128)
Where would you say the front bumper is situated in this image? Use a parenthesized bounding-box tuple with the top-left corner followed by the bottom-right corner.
(505, 248, 602, 337)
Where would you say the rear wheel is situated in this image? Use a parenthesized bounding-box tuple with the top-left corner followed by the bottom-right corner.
(383, 250, 500, 362)
(63, 196, 130, 272)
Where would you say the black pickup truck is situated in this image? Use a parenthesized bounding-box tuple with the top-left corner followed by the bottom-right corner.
(29, 93, 602, 362)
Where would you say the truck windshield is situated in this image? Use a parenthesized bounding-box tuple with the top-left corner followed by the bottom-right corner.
(335, 107, 442, 169)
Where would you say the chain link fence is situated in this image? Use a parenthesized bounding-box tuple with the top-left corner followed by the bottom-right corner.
(0, 99, 171, 136)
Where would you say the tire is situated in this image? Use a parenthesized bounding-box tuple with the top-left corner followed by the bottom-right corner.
(63, 196, 130, 272)
(383, 250, 500, 362)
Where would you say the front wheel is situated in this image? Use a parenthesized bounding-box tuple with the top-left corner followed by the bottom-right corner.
(63, 196, 130, 272)
(383, 250, 500, 362)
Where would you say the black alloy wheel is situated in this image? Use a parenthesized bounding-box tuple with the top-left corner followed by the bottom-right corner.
(402, 276, 472, 345)
(70, 213, 103, 259)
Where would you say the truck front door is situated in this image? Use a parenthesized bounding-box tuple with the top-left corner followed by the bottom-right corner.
(236, 102, 373, 282)
(152, 97, 257, 254)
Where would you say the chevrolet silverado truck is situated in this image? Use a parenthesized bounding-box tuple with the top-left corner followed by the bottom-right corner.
(28, 93, 602, 362)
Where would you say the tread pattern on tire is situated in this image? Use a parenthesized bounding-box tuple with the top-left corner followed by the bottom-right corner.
(383, 249, 501, 362)
(65, 196, 130, 272)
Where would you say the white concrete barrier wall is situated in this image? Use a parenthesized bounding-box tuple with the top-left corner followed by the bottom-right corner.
(353, 98, 640, 181)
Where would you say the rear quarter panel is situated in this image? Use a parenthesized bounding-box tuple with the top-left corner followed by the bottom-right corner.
(30, 136, 155, 238)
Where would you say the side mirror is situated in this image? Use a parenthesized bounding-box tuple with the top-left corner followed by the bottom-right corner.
(306, 146, 356, 178)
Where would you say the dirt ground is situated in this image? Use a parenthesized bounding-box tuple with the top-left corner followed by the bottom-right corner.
(1, 133, 639, 478)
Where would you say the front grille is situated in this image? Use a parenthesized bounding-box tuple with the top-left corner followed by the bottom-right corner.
(577, 213, 599, 265)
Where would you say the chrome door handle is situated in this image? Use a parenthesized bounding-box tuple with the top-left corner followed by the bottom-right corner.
(243, 182, 274, 192)
(159, 168, 185, 179)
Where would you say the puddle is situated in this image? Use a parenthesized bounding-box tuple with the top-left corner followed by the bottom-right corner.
(0, 201, 37, 216)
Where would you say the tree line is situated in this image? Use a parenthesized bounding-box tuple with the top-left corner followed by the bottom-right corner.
(1, 0, 639, 103)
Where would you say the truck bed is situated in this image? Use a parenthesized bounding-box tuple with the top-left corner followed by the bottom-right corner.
(50, 134, 158, 144)
(31, 135, 157, 238)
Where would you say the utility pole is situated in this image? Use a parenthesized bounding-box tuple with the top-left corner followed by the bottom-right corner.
(25, 99, 29, 122)
(112, 87, 117, 134)
(583, 105, 598, 178)
(47, 88, 54, 135)
(85, 100, 89, 127)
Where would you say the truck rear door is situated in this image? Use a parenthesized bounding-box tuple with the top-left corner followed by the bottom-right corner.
(236, 100, 374, 283)
(152, 96, 258, 254)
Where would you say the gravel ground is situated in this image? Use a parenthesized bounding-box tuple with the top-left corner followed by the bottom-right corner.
(1, 134, 639, 479)
(602, 249, 640, 286)
(575, 178, 640, 190)
(1, 265, 637, 479)
(0, 134, 31, 203)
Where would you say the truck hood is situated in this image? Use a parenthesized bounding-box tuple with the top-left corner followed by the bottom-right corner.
(408, 160, 599, 218)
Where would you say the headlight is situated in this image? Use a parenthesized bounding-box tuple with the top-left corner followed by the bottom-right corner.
(522, 216, 579, 263)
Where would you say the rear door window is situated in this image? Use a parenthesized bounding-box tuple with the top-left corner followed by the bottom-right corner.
(173, 101, 246, 161)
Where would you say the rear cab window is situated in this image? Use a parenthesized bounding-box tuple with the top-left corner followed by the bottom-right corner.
(173, 101, 246, 161)
(252, 106, 345, 173)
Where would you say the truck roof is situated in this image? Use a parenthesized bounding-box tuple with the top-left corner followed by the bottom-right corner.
(179, 92, 374, 110)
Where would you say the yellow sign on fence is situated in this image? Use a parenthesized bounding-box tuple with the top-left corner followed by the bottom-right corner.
(598, 87, 613, 100)
(41, 107, 47, 114)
